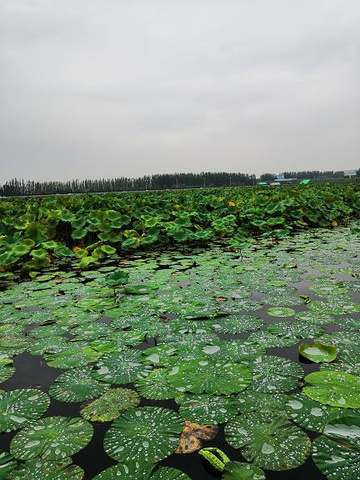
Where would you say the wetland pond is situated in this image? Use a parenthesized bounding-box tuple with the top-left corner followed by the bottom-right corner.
(0, 224, 359, 479)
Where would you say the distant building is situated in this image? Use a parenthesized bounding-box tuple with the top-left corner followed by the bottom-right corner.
(344, 170, 356, 178)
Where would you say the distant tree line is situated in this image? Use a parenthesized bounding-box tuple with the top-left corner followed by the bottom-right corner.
(0, 169, 359, 196)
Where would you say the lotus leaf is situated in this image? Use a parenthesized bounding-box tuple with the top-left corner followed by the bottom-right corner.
(323, 414, 360, 448)
(178, 394, 241, 424)
(44, 345, 101, 369)
(312, 435, 360, 480)
(285, 392, 353, 432)
(303, 371, 360, 408)
(299, 342, 337, 363)
(6, 458, 84, 479)
(92, 351, 152, 384)
(80, 388, 140, 422)
(94, 464, 190, 479)
(222, 462, 266, 480)
(0, 450, 17, 479)
(135, 368, 177, 400)
(49, 366, 109, 403)
(236, 391, 288, 416)
(10, 416, 93, 461)
(211, 315, 264, 334)
(266, 307, 295, 317)
(267, 321, 324, 339)
(103, 406, 184, 463)
(0, 357, 15, 383)
(250, 355, 303, 393)
(168, 360, 252, 395)
(225, 412, 311, 470)
(0, 389, 50, 433)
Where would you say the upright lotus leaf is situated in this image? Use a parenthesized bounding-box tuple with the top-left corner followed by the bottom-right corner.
(225, 412, 311, 470)
(0, 450, 17, 479)
(0, 389, 50, 433)
(103, 406, 184, 464)
(250, 355, 304, 393)
(10, 416, 93, 461)
(178, 394, 241, 424)
(92, 351, 152, 384)
(168, 360, 252, 395)
(285, 392, 354, 433)
(266, 307, 295, 318)
(80, 388, 140, 422)
(49, 366, 109, 403)
(135, 368, 178, 400)
(299, 342, 337, 363)
(6, 458, 84, 480)
(312, 435, 360, 480)
(222, 462, 266, 480)
(176, 421, 218, 454)
(303, 371, 360, 408)
(323, 414, 360, 448)
(0, 357, 15, 383)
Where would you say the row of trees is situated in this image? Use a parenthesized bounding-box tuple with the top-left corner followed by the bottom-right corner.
(0, 170, 359, 196)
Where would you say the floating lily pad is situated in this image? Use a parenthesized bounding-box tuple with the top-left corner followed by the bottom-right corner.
(285, 392, 352, 433)
(103, 406, 184, 463)
(49, 366, 109, 403)
(177, 394, 241, 424)
(250, 355, 303, 393)
(266, 307, 295, 318)
(236, 391, 288, 416)
(168, 360, 252, 395)
(80, 388, 140, 422)
(225, 412, 311, 470)
(312, 435, 360, 480)
(323, 414, 360, 448)
(299, 342, 337, 363)
(135, 368, 177, 400)
(0, 450, 17, 479)
(92, 351, 152, 384)
(94, 464, 190, 479)
(222, 462, 266, 480)
(303, 371, 360, 408)
(10, 416, 93, 461)
(6, 458, 84, 479)
(44, 345, 101, 369)
(0, 389, 50, 433)
(211, 315, 264, 334)
(0, 357, 15, 383)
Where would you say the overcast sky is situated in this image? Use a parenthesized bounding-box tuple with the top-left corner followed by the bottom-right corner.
(0, 0, 359, 183)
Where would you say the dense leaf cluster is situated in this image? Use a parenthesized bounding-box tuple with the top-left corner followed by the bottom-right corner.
(0, 183, 359, 272)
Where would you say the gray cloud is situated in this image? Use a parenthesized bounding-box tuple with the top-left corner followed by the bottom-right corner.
(0, 0, 359, 182)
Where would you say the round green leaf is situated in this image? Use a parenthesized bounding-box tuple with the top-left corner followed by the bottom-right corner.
(225, 412, 311, 470)
(10, 416, 93, 461)
(80, 388, 140, 422)
(303, 371, 360, 408)
(0, 389, 50, 433)
(135, 368, 177, 400)
(92, 351, 152, 384)
(250, 355, 303, 393)
(168, 360, 252, 395)
(103, 406, 184, 464)
(177, 394, 241, 424)
(299, 342, 337, 363)
(266, 307, 295, 317)
(312, 435, 360, 480)
(6, 458, 84, 480)
(222, 462, 265, 480)
(0, 450, 17, 479)
(49, 366, 109, 403)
